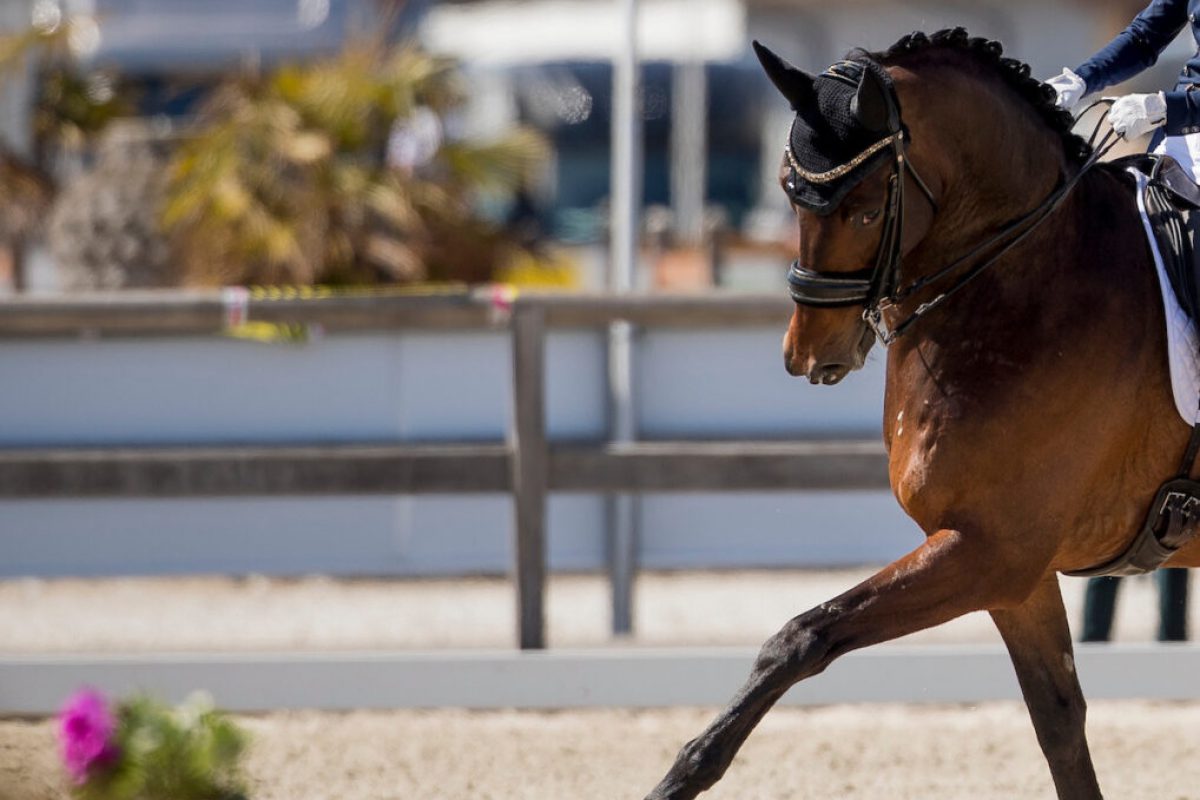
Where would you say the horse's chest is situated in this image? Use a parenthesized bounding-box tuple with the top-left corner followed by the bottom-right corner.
(887, 395, 974, 526)
(884, 339, 1034, 526)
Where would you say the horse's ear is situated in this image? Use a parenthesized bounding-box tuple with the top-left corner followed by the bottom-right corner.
(753, 40, 814, 110)
(852, 65, 898, 134)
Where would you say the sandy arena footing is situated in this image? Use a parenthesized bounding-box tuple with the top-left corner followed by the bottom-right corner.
(5, 702, 1200, 799)
(2, 569, 1196, 798)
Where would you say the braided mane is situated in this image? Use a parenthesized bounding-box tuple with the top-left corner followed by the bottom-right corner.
(857, 27, 1092, 165)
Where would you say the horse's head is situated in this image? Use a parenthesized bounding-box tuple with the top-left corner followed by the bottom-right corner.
(755, 41, 939, 385)
(758, 30, 1086, 385)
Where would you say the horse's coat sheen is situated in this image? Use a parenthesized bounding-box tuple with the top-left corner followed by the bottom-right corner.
(644, 29, 1200, 800)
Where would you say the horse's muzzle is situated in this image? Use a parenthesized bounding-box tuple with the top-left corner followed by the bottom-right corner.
(807, 363, 852, 385)
(784, 322, 874, 384)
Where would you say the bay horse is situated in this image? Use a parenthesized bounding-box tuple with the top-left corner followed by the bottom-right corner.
(646, 28, 1200, 800)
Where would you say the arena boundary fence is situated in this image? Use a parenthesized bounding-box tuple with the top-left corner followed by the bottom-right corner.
(4, 644, 1200, 714)
(0, 288, 890, 649)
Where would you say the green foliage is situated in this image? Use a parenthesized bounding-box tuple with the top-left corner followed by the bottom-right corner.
(0, 16, 549, 286)
(163, 40, 548, 287)
(35, 68, 128, 149)
(74, 693, 248, 800)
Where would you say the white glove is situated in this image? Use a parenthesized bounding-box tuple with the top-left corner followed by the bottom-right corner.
(1108, 92, 1168, 139)
(1045, 68, 1087, 112)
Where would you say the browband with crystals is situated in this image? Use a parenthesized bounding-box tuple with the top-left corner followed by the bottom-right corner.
(784, 130, 902, 185)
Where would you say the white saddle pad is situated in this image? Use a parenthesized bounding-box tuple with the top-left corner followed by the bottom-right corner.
(1130, 168, 1200, 424)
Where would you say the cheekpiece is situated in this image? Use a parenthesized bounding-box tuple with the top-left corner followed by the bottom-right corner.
(785, 59, 901, 215)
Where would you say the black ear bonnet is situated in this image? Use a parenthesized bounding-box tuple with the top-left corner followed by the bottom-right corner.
(754, 42, 904, 215)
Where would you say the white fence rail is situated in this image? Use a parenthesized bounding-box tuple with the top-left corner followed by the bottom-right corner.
(0, 289, 919, 647)
(4, 644, 1200, 714)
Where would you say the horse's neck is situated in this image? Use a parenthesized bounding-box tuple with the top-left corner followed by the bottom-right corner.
(885, 147, 1070, 363)
(921, 135, 1065, 263)
(897, 75, 1101, 321)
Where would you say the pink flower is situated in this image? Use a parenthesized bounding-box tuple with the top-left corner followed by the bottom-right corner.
(58, 688, 119, 784)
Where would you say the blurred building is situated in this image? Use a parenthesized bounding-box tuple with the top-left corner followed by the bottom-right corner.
(73, 0, 415, 114)
(422, 0, 1189, 287)
(0, 0, 1187, 292)
(3, 0, 422, 291)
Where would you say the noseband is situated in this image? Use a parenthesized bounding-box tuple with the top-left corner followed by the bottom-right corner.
(785, 71, 1117, 346)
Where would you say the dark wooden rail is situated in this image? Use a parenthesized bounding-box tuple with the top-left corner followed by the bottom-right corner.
(0, 288, 795, 334)
(0, 289, 890, 649)
(0, 441, 887, 497)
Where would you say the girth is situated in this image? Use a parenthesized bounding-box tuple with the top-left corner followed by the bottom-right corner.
(1066, 466, 1200, 578)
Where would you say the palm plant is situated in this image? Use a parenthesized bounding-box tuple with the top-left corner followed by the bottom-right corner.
(163, 40, 548, 287)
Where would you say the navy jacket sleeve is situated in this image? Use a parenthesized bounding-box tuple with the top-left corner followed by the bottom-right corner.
(1073, 0, 1188, 93)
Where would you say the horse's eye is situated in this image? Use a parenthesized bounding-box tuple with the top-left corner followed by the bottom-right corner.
(859, 208, 882, 227)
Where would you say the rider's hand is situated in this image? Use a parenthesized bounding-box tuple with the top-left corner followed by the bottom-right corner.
(1045, 68, 1087, 112)
(1108, 92, 1168, 139)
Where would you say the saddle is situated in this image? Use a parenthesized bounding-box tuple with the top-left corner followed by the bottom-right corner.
(1067, 154, 1200, 577)
(1113, 154, 1200, 317)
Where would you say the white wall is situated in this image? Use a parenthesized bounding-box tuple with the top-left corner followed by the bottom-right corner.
(0, 331, 606, 445)
(0, 328, 920, 577)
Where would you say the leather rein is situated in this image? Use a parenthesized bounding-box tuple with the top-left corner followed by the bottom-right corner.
(786, 113, 1120, 345)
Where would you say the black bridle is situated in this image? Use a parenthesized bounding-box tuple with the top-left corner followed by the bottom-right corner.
(786, 104, 1120, 346)
(785, 128, 936, 312)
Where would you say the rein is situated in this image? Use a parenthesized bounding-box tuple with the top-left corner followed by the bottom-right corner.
(787, 108, 1121, 346)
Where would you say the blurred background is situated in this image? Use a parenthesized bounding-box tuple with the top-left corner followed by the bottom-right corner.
(0, 0, 1174, 296)
(0, 0, 1190, 658)
(5, 6, 1200, 798)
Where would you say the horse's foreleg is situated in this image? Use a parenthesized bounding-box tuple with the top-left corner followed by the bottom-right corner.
(644, 528, 1039, 800)
(990, 574, 1101, 800)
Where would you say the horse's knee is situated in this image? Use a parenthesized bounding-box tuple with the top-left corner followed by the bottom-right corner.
(651, 733, 729, 798)
(1031, 691, 1089, 762)
(752, 610, 834, 685)
(678, 736, 724, 788)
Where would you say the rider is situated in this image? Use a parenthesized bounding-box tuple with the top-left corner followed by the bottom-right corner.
(1045, 1, 1193, 642)
(1046, 0, 1200, 177)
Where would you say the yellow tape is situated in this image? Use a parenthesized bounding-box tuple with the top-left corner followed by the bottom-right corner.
(223, 321, 315, 344)
(242, 283, 470, 301)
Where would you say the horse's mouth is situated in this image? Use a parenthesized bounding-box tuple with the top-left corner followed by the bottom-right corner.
(853, 321, 876, 365)
(808, 364, 852, 385)
(808, 322, 875, 385)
